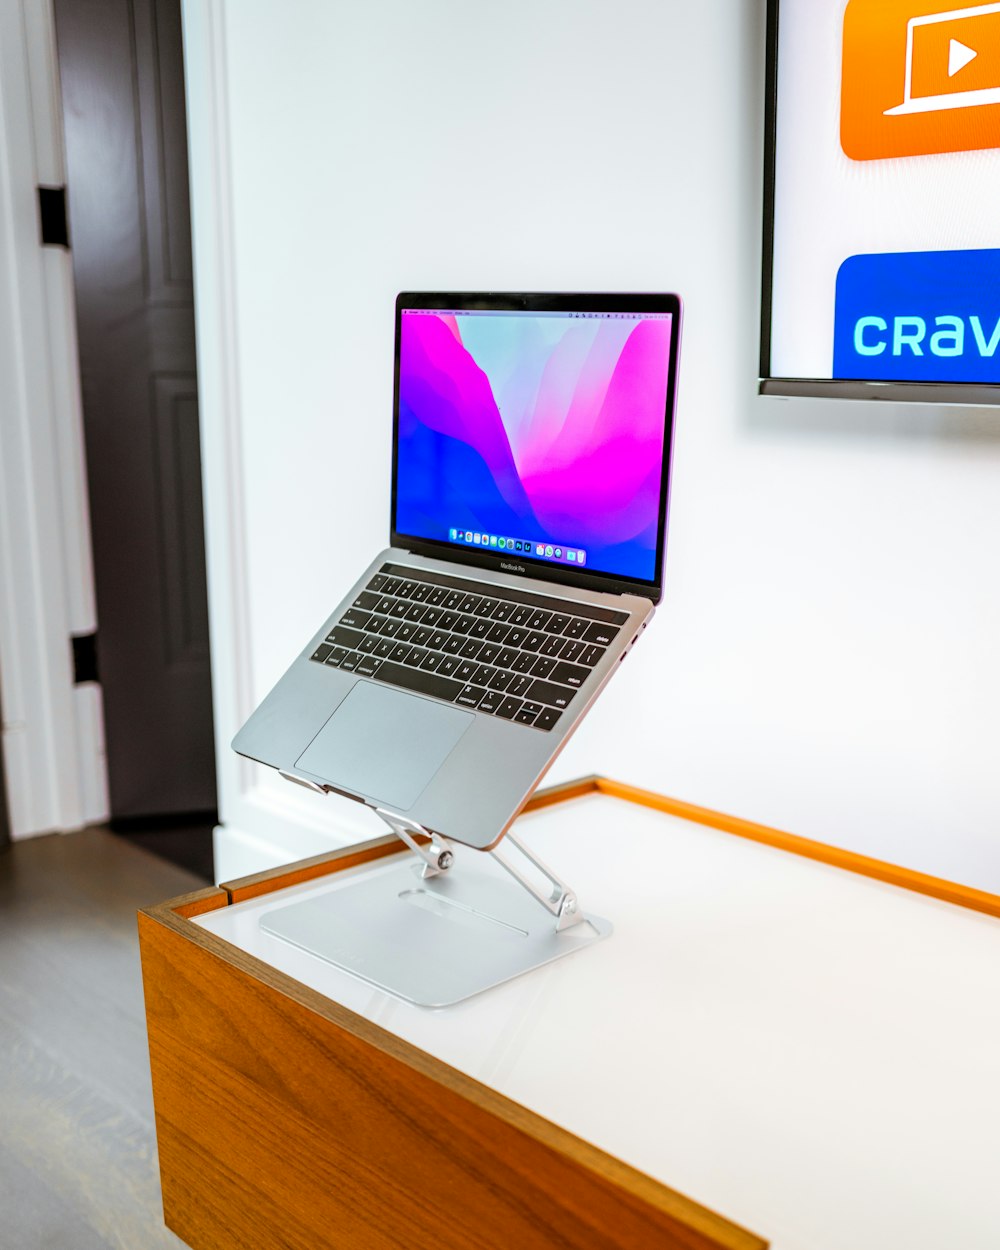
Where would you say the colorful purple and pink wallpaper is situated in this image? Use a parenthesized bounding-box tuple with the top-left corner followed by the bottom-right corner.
(395, 310, 673, 582)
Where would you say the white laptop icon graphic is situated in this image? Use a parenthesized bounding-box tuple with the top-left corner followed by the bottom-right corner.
(885, 2, 1000, 115)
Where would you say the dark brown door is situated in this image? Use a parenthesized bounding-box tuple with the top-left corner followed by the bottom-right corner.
(53, 0, 216, 818)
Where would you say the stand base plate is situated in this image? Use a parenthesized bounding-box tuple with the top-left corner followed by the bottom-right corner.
(260, 857, 611, 1007)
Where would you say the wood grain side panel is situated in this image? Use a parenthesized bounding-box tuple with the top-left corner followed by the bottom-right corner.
(166, 888, 230, 919)
(138, 914, 766, 1250)
(596, 778, 1000, 920)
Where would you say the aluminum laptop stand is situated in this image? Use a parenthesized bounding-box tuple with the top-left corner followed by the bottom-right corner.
(261, 797, 611, 1008)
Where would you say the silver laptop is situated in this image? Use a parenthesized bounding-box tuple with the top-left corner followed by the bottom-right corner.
(233, 292, 682, 851)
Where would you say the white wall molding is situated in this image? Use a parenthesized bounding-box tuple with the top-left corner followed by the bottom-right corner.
(183, 0, 382, 880)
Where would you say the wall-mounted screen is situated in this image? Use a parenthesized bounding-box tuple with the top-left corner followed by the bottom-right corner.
(761, 0, 1000, 403)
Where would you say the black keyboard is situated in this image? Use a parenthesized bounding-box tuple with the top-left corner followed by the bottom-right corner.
(309, 563, 629, 732)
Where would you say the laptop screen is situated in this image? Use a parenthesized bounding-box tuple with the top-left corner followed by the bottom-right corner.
(391, 294, 680, 594)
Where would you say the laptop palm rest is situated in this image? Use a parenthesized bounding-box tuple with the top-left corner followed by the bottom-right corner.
(295, 680, 473, 811)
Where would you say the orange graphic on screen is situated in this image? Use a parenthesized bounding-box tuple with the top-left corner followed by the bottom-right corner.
(842, 0, 1000, 159)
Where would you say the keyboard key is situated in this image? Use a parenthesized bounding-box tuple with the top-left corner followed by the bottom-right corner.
(496, 647, 519, 669)
(412, 626, 433, 646)
(515, 706, 539, 725)
(374, 661, 463, 704)
(495, 696, 523, 720)
(395, 580, 418, 599)
(374, 639, 394, 657)
(563, 617, 589, 639)
(579, 644, 606, 668)
(311, 643, 333, 663)
(369, 574, 388, 593)
(420, 652, 443, 672)
(531, 656, 556, 679)
(355, 656, 382, 677)
(339, 651, 362, 672)
(521, 701, 543, 718)
(340, 609, 371, 630)
(396, 623, 416, 643)
(486, 622, 510, 643)
(477, 643, 501, 665)
(455, 661, 477, 683)
(382, 577, 402, 595)
(488, 669, 513, 691)
(379, 618, 400, 637)
(561, 639, 585, 663)
(551, 660, 589, 688)
(442, 635, 464, 655)
(389, 600, 409, 619)
(389, 643, 412, 663)
(478, 688, 502, 714)
(411, 584, 432, 602)
(491, 601, 515, 621)
(535, 707, 563, 731)
(406, 647, 429, 667)
(374, 597, 394, 615)
(472, 664, 495, 686)
(474, 597, 499, 616)
(354, 591, 380, 610)
(421, 607, 442, 628)
(508, 605, 532, 626)
(357, 635, 379, 654)
(451, 614, 475, 635)
(426, 586, 447, 606)
(522, 631, 546, 652)
(525, 679, 576, 709)
(438, 611, 460, 631)
(540, 634, 566, 658)
(442, 591, 463, 610)
(545, 613, 570, 634)
(405, 603, 426, 622)
(327, 625, 363, 650)
(526, 610, 551, 631)
(511, 652, 535, 673)
(506, 627, 528, 649)
(326, 646, 348, 666)
(584, 622, 620, 646)
(456, 684, 486, 708)
(459, 639, 483, 659)
(458, 594, 482, 614)
(508, 673, 532, 698)
(427, 631, 448, 651)
(438, 655, 460, 676)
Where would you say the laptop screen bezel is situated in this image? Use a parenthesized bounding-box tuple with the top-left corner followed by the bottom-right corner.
(390, 291, 682, 605)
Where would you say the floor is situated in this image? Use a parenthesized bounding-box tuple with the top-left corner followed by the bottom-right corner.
(0, 827, 209, 1249)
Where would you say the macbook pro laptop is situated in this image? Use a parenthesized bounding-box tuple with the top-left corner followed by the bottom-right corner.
(233, 291, 681, 851)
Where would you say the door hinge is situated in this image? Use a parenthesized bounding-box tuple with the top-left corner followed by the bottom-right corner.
(71, 632, 99, 685)
(38, 186, 70, 248)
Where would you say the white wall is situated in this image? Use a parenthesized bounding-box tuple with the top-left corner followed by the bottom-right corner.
(185, 0, 1000, 890)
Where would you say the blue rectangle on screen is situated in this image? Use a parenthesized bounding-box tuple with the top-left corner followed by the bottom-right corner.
(833, 249, 1000, 384)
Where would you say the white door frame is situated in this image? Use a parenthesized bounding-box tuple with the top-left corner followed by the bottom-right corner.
(0, 0, 107, 837)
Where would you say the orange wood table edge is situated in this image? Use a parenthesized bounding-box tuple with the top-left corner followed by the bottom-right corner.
(139, 775, 995, 1250)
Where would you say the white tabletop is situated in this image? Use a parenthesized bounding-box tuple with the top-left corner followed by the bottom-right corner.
(195, 793, 1000, 1250)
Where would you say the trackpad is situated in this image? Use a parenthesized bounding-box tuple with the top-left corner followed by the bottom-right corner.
(295, 681, 474, 810)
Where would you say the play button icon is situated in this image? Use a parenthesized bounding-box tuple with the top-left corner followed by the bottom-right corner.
(949, 37, 978, 77)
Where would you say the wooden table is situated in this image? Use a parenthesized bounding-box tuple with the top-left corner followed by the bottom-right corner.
(139, 782, 1000, 1250)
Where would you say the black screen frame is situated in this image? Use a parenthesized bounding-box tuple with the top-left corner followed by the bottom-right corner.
(759, 0, 1000, 407)
(390, 291, 682, 605)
